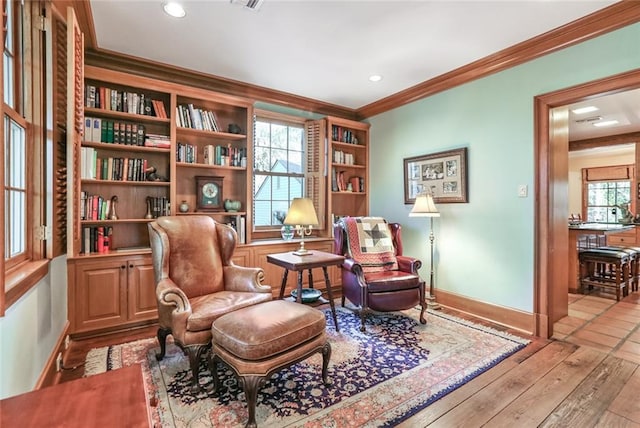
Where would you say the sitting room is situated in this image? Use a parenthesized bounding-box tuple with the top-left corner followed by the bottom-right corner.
(2, 1, 640, 427)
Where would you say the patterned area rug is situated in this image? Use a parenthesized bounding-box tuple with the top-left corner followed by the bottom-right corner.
(85, 307, 529, 427)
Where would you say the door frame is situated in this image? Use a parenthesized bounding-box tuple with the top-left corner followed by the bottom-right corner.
(534, 68, 640, 338)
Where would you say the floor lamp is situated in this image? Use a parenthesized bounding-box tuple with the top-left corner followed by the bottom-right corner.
(409, 193, 441, 310)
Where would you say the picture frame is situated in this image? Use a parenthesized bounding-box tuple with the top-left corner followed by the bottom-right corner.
(195, 176, 224, 211)
(403, 148, 468, 204)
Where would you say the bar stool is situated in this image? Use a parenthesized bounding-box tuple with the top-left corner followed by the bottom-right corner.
(620, 246, 640, 292)
(594, 246, 639, 293)
(578, 248, 630, 301)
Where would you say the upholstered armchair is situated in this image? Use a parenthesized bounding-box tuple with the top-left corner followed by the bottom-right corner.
(148, 215, 272, 391)
(334, 216, 426, 331)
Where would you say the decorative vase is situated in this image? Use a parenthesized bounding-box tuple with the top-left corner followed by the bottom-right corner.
(281, 225, 295, 241)
(179, 200, 189, 213)
(224, 199, 241, 212)
(145, 199, 153, 219)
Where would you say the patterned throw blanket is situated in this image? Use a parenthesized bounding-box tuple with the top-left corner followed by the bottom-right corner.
(341, 216, 398, 273)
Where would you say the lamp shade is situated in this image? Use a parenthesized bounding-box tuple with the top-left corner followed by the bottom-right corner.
(284, 197, 319, 225)
(409, 193, 440, 217)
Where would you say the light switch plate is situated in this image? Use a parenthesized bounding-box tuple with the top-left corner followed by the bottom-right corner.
(518, 185, 528, 197)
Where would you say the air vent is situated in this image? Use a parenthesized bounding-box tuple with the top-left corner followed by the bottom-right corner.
(230, 0, 264, 10)
(574, 116, 602, 124)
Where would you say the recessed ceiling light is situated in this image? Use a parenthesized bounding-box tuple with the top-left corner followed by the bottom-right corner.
(593, 120, 619, 127)
(369, 75, 383, 82)
(163, 2, 186, 18)
(571, 106, 599, 115)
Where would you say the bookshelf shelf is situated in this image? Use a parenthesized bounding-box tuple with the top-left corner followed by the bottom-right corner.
(81, 179, 170, 187)
(82, 141, 170, 154)
(80, 219, 155, 225)
(176, 127, 246, 140)
(332, 163, 366, 169)
(176, 162, 246, 171)
(84, 107, 171, 124)
(332, 141, 366, 150)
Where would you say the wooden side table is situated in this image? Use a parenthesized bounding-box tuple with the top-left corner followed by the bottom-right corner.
(267, 250, 345, 331)
(0, 364, 152, 427)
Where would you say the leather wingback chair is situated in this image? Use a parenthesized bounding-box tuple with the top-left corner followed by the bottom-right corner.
(148, 215, 272, 391)
(334, 216, 426, 331)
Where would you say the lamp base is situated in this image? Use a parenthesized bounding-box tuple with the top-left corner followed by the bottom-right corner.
(292, 249, 313, 256)
(426, 295, 441, 310)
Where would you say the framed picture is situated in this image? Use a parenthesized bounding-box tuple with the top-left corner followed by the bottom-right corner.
(195, 176, 224, 211)
(403, 148, 468, 204)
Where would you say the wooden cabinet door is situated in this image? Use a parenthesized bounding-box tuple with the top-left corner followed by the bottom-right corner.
(74, 259, 128, 333)
(127, 257, 158, 321)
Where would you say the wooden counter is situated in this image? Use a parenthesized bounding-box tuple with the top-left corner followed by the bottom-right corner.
(568, 224, 635, 293)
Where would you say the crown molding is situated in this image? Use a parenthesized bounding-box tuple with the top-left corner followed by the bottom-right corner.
(356, 1, 640, 119)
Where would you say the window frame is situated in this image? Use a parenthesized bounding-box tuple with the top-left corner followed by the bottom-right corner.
(583, 179, 632, 223)
(252, 109, 308, 240)
(1, 0, 50, 315)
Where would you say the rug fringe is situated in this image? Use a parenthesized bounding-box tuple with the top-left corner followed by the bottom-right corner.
(83, 347, 109, 376)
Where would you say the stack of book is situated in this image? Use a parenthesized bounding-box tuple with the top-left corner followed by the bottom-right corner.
(144, 133, 171, 148)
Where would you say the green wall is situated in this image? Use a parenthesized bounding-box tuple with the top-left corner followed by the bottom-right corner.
(368, 23, 640, 313)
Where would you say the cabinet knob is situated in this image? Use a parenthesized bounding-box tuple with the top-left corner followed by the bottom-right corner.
(121, 265, 126, 270)
(129, 264, 134, 269)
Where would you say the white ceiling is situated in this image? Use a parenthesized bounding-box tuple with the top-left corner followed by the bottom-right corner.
(89, 0, 618, 110)
(89, 1, 638, 141)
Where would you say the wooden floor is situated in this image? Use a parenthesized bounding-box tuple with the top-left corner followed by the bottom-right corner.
(58, 291, 640, 427)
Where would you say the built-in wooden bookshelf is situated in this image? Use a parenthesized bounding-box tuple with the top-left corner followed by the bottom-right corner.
(326, 116, 370, 222)
(172, 88, 253, 243)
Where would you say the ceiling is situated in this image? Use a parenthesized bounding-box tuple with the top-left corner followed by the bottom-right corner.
(88, 1, 637, 141)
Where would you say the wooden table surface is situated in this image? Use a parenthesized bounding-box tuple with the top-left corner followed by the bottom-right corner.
(1, 364, 152, 427)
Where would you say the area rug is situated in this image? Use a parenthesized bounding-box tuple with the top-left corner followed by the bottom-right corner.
(85, 307, 529, 427)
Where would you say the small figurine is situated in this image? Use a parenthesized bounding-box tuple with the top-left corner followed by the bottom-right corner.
(109, 195, 119, 220)
(145, 166, 169, 182)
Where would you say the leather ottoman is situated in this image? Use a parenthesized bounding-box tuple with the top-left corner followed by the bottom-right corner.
(210, 300, 331, 428)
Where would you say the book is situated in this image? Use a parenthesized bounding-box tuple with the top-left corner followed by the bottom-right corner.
(91, 117, 102, 143)
(84, 116, 92, 142)
(97, 227, 104, 253)
(83, 226, 91, 254)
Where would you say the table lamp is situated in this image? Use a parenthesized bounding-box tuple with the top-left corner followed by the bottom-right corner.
(409, 192, 441, 309)
(284, 197, 319, 256)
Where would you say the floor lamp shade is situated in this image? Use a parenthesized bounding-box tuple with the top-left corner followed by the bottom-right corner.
(409, 193, 440, 217)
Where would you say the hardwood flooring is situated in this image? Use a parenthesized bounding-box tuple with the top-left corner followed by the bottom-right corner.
(57, 292, 640, 427)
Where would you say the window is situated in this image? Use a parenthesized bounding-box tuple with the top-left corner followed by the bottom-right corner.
(253, 111, 305, 233)
(4, 114, 27, 267)
(3, 0, 27, 270)
(2, 0, 50, 313)
(586, 181, 631, 223)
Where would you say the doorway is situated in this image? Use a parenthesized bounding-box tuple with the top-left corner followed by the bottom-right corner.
(535, 68, 640, 338)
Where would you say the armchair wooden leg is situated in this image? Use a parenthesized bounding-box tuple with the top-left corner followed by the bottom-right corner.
(209, 353, 221, 393)
(359, 308, 367, 332)
(185, 344, 211, 393)
(419, 302, 427, 324)
(341, 295, 346, 307)
(156, 327, 171, 361)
